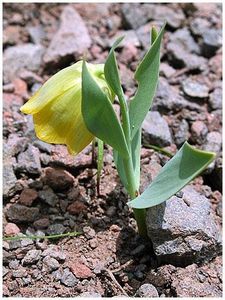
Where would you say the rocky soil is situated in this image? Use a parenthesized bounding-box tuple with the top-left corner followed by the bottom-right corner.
(3, 3, 222, 297)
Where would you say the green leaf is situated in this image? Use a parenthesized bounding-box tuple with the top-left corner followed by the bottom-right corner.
(104, 36, 124, 97)
(82, 61, 129, 159)
(128, 142, 215, 209)
(129, 24, 165, 139)
(114, 128, 141, 192)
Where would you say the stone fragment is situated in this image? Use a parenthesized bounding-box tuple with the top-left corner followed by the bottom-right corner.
(79, 292, 102, 297)
(3, 144, 17, 198)
(3, 43, 44, 82)
(159, 63, 176, 78)
(42, 246, 66, 261)
(38, 187, 58, 207)
(70, 261, 92, 279)
(190, 17, 211, 37)
(202, 29, 222, 58)
(4, 223, 20, 236)
(33, 140, 52, 154)
(172, 119, 189, 147)
(121, 3, 148, 29)
(191, 121, 208, 144)
(146, 186, 221, 266)
(12, 267, 27, 278)
(22, 249, 42, 265)
(135, 283, 159, 297)
(19, 188, 38, 206)
(16, 145, 42, 176)
(203, 131, 222, 153)
(61, 268, 77, 287)
(108, 30, 140, 48)
(209, 88, 222, 110)
(142, 111, 172, 147)
(67, 201, 87, 215)
(47, 224, 66, 235)
(6, 204, 39, 223)
(169, 28, 200, 54)
(43, 167, 74, 192)
(44, 6, 91, 65)
(33, 218, 50, 229)
(83, 226, 96, 239)
(28, 25, 45, 44)
(182, 78, 209, 99)
(6, 133, 29, 156)
(43, 256, 60, 272)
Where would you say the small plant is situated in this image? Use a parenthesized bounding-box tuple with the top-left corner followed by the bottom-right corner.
(21, 25, 215, 237)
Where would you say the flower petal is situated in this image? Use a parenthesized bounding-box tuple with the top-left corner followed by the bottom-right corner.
(33, 87, 94, 155)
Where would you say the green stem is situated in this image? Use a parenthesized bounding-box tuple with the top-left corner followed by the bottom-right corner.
(118, 91, 148, 238)
(3, 231, 82, 241)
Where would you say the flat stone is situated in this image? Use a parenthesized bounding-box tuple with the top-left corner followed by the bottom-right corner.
(44, 6, 91, 65)
(19, 188, 38, 206)
(6, 133, 29, 156)
(6, 204, 39, 223)
(190, 18, 211, 37)
(38, 187, 58, 207)
(42, 245, 66, 261)
(43, 256, 60, 272)
(47, 223, 66, 235)
(121, 3, 148, 30)
(146, 185, 222, 266)
(209, 88, 222, 110)
(61, 268, 77, 287)
(33, 218, 50, 229)
(182, 78, 209, 99)
(4, 223, 20, 236)
(33, 140, 52, 154)
(22, 249, 42, 265)
(43, 167, 74, 192)
(79, 292, 102, 297)
(142, 111, 172, 147)
(70, 261, 92, 279)
(203, 131, 222, 153)
(190, 121, 208, 145)
(16, 145, 42, 176)
(135, 283, 159, 297)
(12, 267, 27, 278)
(3, 43, 44, 82)
(67, 201, 87, 215)
(202, 29, 222, 58)
(169, 28, 200, 54)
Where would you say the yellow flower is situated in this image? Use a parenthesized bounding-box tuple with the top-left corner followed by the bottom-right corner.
(20, 61, 114, 155)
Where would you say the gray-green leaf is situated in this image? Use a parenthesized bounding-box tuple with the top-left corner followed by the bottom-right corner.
(82, 61, 129, 159)
(128, 142, 215, 209)
(129, 24, 165, 139)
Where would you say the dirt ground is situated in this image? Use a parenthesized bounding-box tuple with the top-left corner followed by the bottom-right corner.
(3, 2, 222, 298)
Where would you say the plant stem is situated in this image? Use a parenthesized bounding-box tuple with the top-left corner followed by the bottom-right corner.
(3, 231, 82, 241)
(118, 91, 148, 238)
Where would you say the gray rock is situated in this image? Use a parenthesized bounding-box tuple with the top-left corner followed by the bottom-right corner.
(172, 119, 189, 147)
(209, 88, 222, 110)
(3, 145, 17, 198)
(108, 30, 140, 48)
(44, 6, 91, 65)
(121, 3, 148, 30)
(169, 28, 200, 54)
(42, 246, 66, 261)
(182, 78, 209, 99)
(135, 283, 159, 297)
(3, 43, 44, 82)
(22, 249, 42, 265)
(38, 187, 58, 207)
(16, 145, 42, 176)
(28, 25, 45, 44)
(6, 134, 29, 156)
(202, 29, 222, 58)
(203, 131, 222, 153)
(42, 256, 60, 272)
(33, 140, 52, 154)
(79, 292, 102, 297)
(148, 5, 185, 29)
(83, 226, 96, 239)
(12, 267, 27, 278)
(61, 268, 77, 287)
(9, 259, 19, 269)
(191, 121, 208, 145)
(47, 223, 66, 235)
(21, 238, 34, 247)
(142, 111, 172, 147)
(3, 266, 9, 277)
(146, 185, 221, 266)
(190, 18, 210, 37)
(152, 78, 203, 113)
(167, 42, 207, 70)
(6, 204, 39, 223)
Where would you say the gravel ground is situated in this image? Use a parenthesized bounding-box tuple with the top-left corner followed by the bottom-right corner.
(3, 2, 222, 297)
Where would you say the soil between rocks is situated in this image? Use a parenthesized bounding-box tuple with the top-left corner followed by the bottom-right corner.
(3, 3, 222, 298)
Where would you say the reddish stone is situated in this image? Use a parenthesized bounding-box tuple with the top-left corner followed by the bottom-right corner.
(33, 218, 50, 229)
(67, 201, 87, 215)
(70, 261, 92, 279)
(44, 167, 74, 192)
(19, 188, 38, 206)
(4, 222, 20, 236)
(13, 78, 28, 98)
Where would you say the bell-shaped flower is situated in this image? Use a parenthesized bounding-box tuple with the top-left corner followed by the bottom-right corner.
(20, 61, 114, 155)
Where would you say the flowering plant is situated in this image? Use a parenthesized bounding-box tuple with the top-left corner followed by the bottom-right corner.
(21, 25, 215, 237)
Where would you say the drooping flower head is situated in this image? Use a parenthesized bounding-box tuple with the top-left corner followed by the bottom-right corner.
(20, 61, 114, 155)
